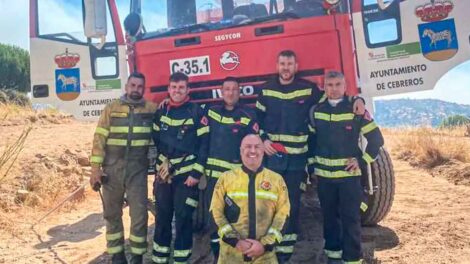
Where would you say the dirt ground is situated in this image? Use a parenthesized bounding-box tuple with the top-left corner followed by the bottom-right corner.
(0, 120, 469, 263)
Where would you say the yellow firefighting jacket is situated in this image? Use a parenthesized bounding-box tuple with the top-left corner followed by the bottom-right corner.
(90, 96, 157, 167)
(210, 166, 290, 263)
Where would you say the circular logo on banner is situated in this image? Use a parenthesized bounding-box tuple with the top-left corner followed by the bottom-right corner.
(219, 51, 240, 71)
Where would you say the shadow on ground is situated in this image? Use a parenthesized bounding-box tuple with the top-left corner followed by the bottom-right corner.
(34, 213, 104, 250)
(86, 184, 399, 264)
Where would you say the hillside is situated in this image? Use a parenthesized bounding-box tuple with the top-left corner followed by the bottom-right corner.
(374, 99, 470, 127)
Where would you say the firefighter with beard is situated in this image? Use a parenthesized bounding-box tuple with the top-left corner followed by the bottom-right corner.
(194, 76, 259, 262)
(255, 50, 365, 262)
(151, 72, 204, 264)
(307, 71, 384, 264)
(90, 72, 156, 264)
(210, 134, 290, 263)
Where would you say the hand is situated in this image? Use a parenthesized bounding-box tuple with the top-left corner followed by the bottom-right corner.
(158, 162, 169, 178)
(263, 140, 277, 156)
(309, 173, 318, 185)
(353, 98, 366, 115)
(243, 239, 265, 258)
(184, 176, 200, 187)
(345, 158, 359, 173)
(90, 166, 103, 187)
(158, 98, 170, 109)
(235, 239, 252, 253)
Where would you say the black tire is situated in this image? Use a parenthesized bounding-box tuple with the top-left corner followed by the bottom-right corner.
(361, 147, 395, 226)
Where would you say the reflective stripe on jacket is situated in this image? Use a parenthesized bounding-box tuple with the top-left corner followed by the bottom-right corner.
(195, 104, 259, 178)
(255, 77, 325, 170)
(307, 97, 384, 178)
(210, 166, 290, 262)
(91, 96, 157, 166)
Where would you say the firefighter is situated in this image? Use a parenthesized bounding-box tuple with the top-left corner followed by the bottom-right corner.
(194, 76, 260, 261)
(255, 50, 365, 262)
(210, 134, 290, 263)
(89, 72, 156, 264)
(307, 71, 384, 264)
(151, 72, 204, 264)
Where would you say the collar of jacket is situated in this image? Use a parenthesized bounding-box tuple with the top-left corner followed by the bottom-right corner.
(324, 95, 350, 108)
(328, 97, 344, 107)
(338, 95, 350, 107)
(242, 165, 264, 177)
(120, 95, 145, 107)
(167, 96, 190, 110)
(222, 102, 241, 113)
(275, 75, 299, 87)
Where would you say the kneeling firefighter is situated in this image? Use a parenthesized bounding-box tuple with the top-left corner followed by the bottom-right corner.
(194, 76, 260, 261)
(210, 134, 290, 263)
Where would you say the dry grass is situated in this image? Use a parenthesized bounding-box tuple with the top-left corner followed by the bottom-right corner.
(385, 126, 470, 168)
(0, 103, 35, 120)
(384, 126, 470, 186)
(0, 141, 90, 232)
(0, 104, 86, 214)
(0, 150, 89, 212)
(0, 103, 72, 125)
(0, 126, 32, 183)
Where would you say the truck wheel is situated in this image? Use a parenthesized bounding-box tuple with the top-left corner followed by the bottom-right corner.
(361, 147, 395, 226)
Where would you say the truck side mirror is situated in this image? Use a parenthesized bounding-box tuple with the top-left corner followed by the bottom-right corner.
(84, 0, 107, 48)
(377, 0, 396, 10)
(124, 13, 143, 38)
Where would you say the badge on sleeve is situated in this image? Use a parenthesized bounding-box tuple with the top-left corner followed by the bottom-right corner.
(364, 110, 372, 121)
(252, 123, 259, 133)
(200, 116, 209, 126)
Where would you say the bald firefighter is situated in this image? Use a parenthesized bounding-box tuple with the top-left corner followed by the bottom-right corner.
(308, 71, 384, 264)
(90, 72, 157, 264)
(210, 134, 290, 264)
(194, 76, 259, 261)
(255, 50, 365, 262)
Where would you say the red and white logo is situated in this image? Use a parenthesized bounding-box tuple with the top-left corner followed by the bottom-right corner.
(415, 0, 453, 22)
(260, 181, 272, 191)
(54, 49, 80, 69)
(219, 51, 240, 71)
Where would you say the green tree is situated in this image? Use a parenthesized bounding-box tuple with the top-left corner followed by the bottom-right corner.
(0, 43, 30, 93)
(439, 115, 470, 128)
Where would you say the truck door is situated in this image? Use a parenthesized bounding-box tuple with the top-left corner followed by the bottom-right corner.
(352, 0, 470, 97)
(29, 0, 127, 120)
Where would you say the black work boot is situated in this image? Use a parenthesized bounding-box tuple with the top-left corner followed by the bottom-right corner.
(111, 252, 128, 264)
(327, 258, 344, 264)
(129, 254, 143, 264)
(277, 255, 290, 264)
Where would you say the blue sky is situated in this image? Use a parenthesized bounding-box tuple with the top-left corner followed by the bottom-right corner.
(1, 0, 469, 105)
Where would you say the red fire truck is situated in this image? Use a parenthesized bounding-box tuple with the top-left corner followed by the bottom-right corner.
(29, 0, 470, 225)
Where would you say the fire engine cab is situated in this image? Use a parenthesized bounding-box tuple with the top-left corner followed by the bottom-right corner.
(29, 0, 470, 225)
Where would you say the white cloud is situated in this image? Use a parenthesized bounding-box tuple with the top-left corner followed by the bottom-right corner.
(37, 0, 86, 42)
(0, 0, 29, 50)
(115, 0, 167, 34)
(141, 1, 169, 31)
(0, 0, 86, 49)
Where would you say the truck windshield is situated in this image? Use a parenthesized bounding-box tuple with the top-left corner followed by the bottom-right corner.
(138, 0, 330, 39)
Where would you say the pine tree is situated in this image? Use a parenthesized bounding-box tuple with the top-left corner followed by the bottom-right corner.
(0, 43, 30, 93)
(439, 115, 470, 128)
